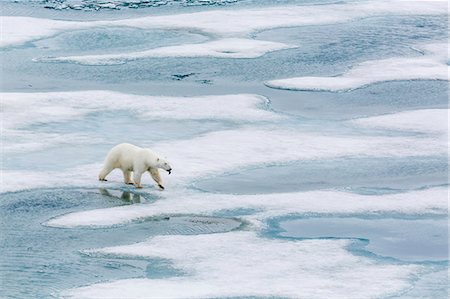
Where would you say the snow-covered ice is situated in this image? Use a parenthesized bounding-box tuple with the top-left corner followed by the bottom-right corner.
(62, 231, 422, 299)
(2, 0, 447, 47)
(151, 128, 445, 181)
(1, 91, 279, 124)
(0, 17, 91, 48)
(47, 187, 447, 228)
(1, 91, 281, 153)
(1, 126, 444, 192)
(265, 43, 449, 91)
(36, 38, 297, 65)
(351, 109, 449, 135)
(2, 0, 448, 298)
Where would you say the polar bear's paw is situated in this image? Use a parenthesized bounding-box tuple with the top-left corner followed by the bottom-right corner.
(158, 184, 165, 190)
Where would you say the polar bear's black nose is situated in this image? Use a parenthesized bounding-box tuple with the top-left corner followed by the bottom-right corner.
(167, 169, 172, 174)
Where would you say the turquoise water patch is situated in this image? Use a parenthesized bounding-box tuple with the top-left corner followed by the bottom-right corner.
(23, 110, 231, 137)
(193, 156, 448, 195)
(256, 16, 447, 70)
(275, 216, 448, 262)
(23, 110, 231, 138)
(0, 188, 242, 299)
(267, 215, 449, 298)
(34, 27, 208, 56)
(4, 14, 446, 91)
(263, 80, 448, 120)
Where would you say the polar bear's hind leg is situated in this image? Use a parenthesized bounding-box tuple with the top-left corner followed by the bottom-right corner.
(123, 171, 134, 185)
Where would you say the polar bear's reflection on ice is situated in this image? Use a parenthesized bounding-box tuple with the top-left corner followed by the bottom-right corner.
(99, 188, 142, 204)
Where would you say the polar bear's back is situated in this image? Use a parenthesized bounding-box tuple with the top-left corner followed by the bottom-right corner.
(105, 143, 142, 170)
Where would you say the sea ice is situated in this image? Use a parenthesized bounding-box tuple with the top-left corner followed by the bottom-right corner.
(150, 128, 445, 182)
(1, 91, 279, 124)
(0, 91, 281, 153)
(0, 16, 91, 48)
(0, 164, 101, 193)
(279, 217, 448, 261)
(46, 187, 447, 228)
(2, 131, 102, 154)
(265, 42, 448, 91)
(2, 126, 445, 193)
(351, 109, 448, 135)
(61, 231, 422, 299)
(2, 0, 446, 47)
(36, 38, 296, 65)
(2, 1, 448, 298)
(193, 156, 447, 195)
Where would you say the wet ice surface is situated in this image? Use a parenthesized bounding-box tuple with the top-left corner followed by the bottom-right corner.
(38, 38, 297, 64)
(265, 43, 448, 92)
(1, 7, 448, 88)
(193, 156, 448, 195)
(273, 216, 449, 298)
(1, 0, 449, 298)
(276, 216, 448, 262)
(0, 188, 242, 299)
(34, 27, 209, 56)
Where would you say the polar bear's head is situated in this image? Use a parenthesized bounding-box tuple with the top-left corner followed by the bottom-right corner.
(156, 157, 172, 174)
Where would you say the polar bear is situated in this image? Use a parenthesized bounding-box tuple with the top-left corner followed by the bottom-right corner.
(98, 143, 172, 189)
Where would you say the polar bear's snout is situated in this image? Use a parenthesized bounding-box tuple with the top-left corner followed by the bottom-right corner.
(158, 159, 172, 174)
(165, 166, 172, 174)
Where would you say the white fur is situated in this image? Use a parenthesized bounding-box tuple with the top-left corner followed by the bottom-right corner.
(98, 143, 172, 189)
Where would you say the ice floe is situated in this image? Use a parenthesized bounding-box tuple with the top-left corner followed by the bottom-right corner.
(39, 0, 241, 11)
(2, 126, 445, 192)
(37, 38, 296, 65)
(0, 163, 102, 193)
(351, 109, 449, 135)
(265, 42, 449, 91)
(3, 1, 448, 298)
(0, 16, 91, 48)
(150, 128, 445, 182)
(2, 0, 447, 47)
(1, 91, 280, 153)
(1, 91, 279, 124)
(2, 131, 102, 154)
(46, 187, 448, 228)
(61, 231, 422, 298)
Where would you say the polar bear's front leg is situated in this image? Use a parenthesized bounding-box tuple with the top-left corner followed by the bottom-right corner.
(133, 171, 144, 188)
(123, 171, 134, 185)
(99, 165, 114, 181)
(149, 168, 164, 190)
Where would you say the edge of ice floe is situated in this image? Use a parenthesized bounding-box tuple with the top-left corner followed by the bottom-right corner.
(45, 187, 448, 228)
(34, 38, 297, 65)
(264, 42, 449, 92)
(60, 230, 425, 299)
(2, 0, 447, 47)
